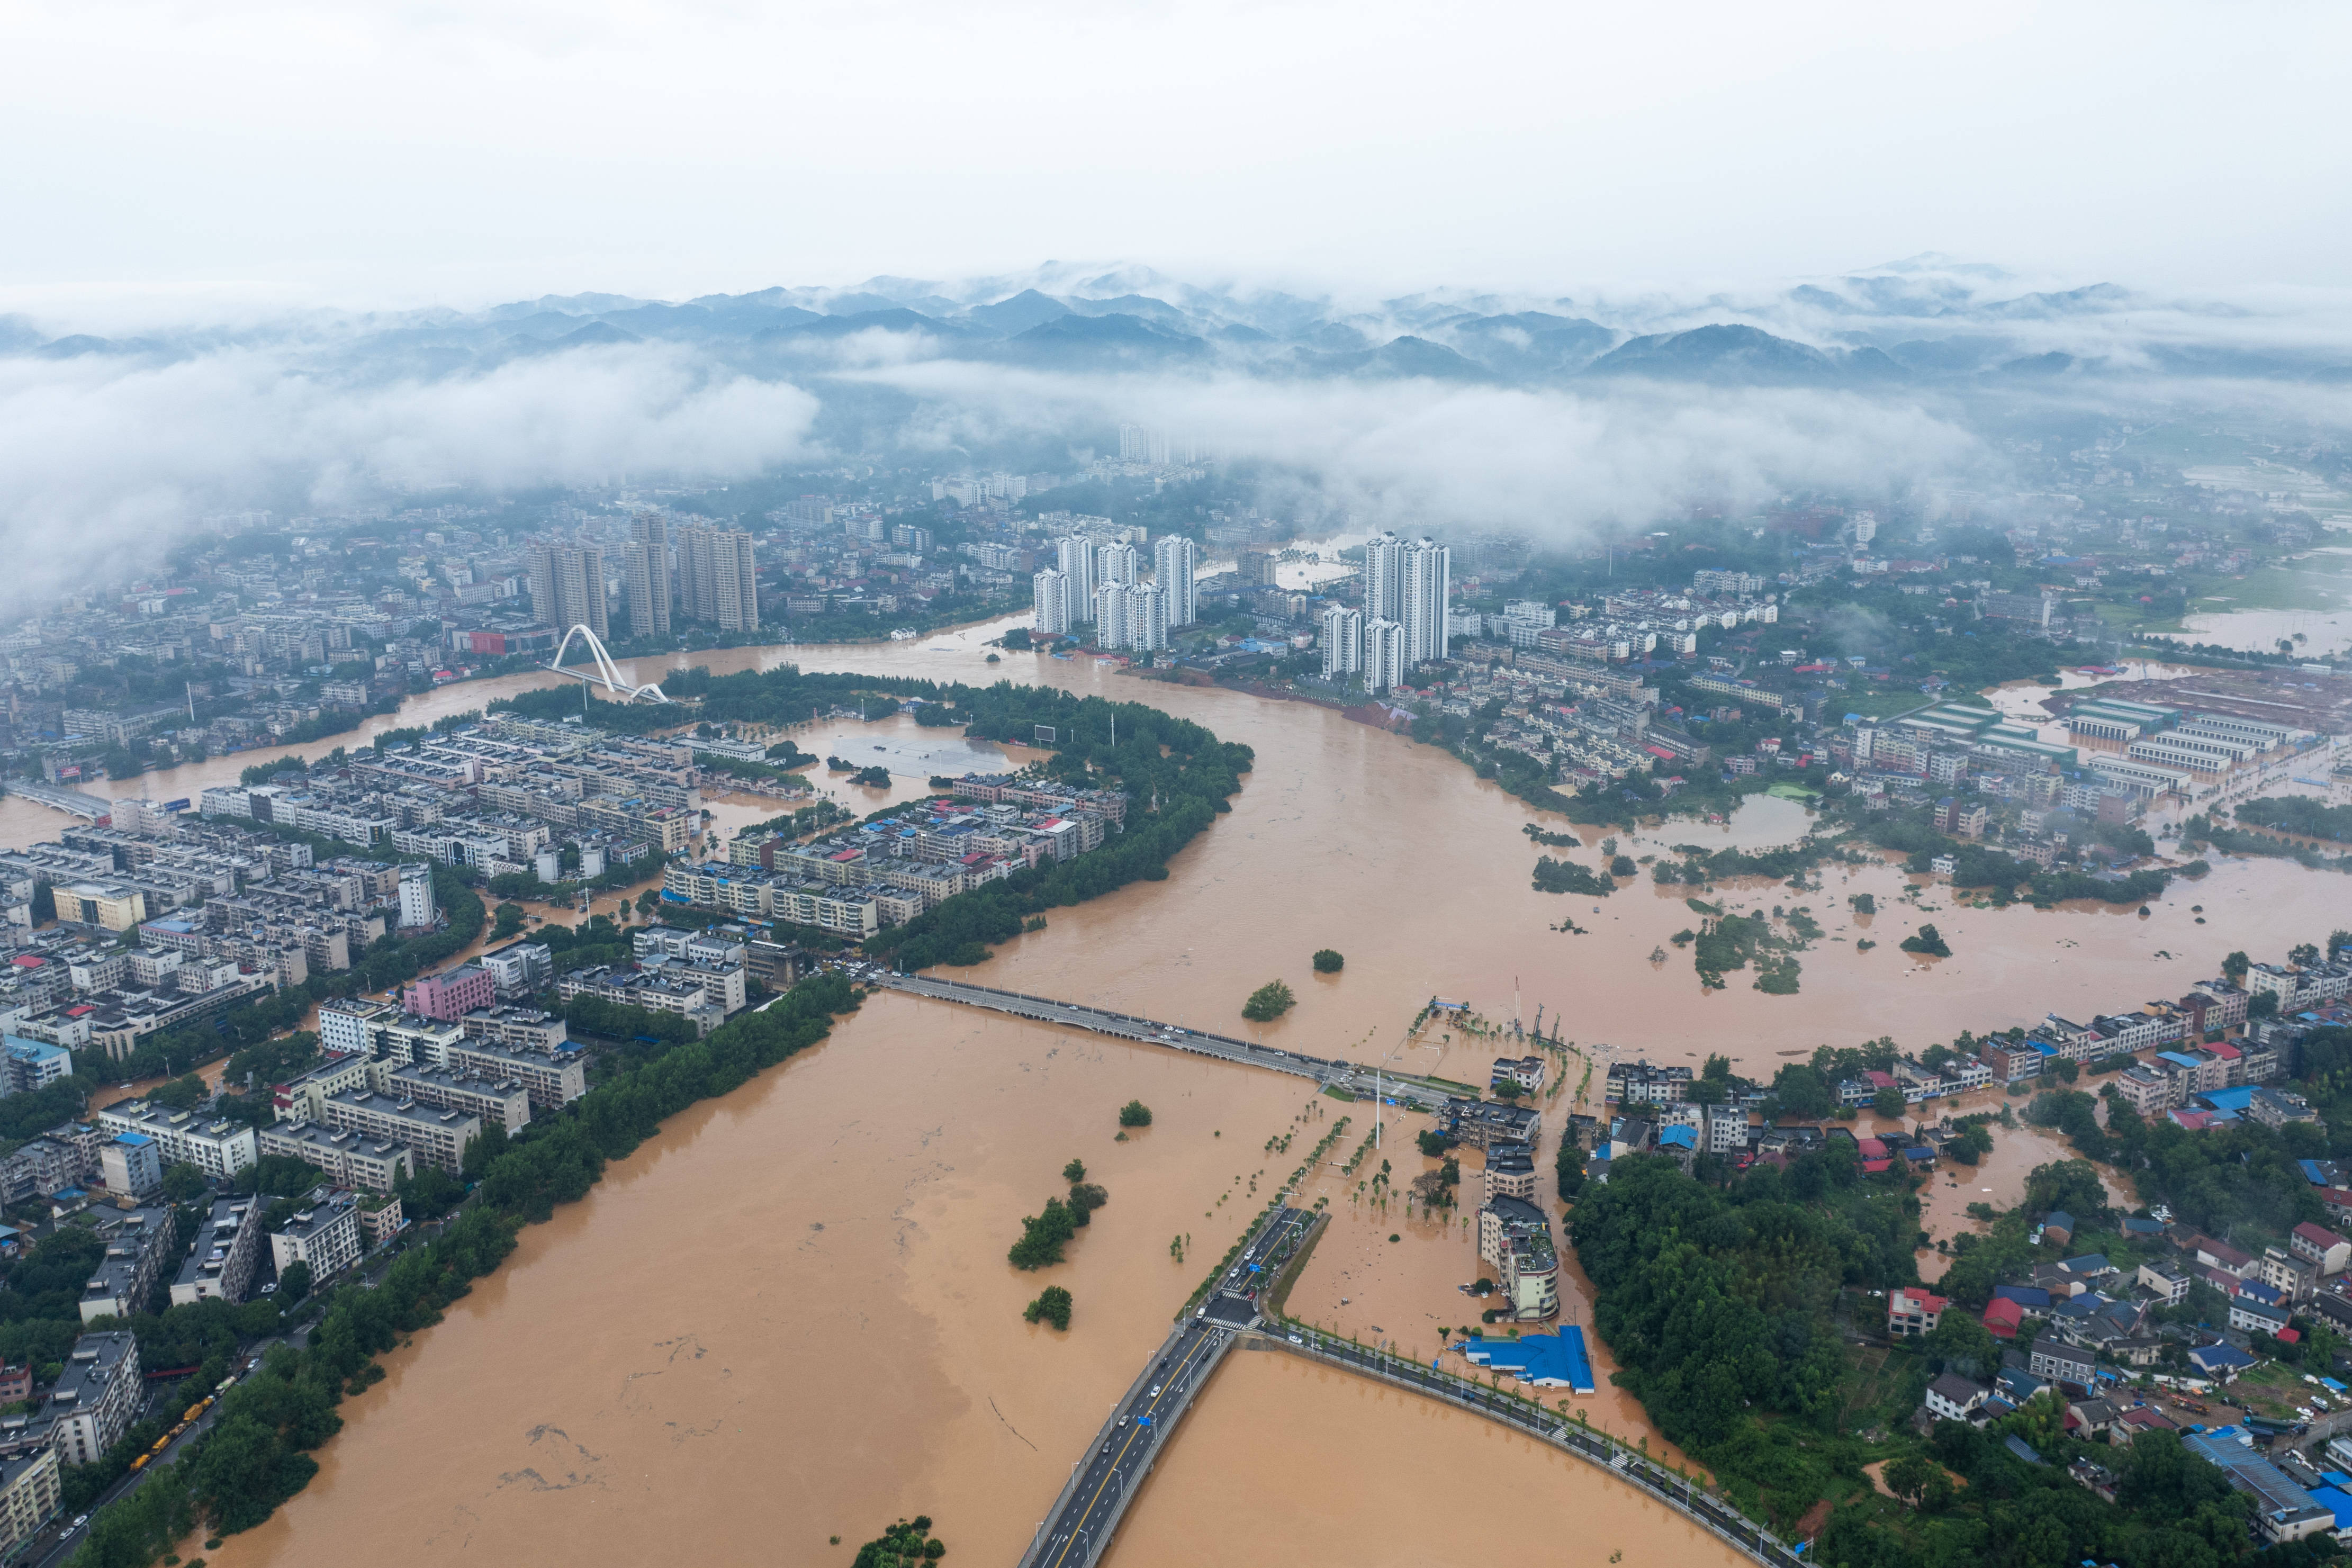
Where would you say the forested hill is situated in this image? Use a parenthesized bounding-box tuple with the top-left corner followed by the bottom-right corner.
(1571, 1153, 2282, 1568)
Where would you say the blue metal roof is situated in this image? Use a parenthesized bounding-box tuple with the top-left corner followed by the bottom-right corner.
(1459, 1329, 1596, 1392)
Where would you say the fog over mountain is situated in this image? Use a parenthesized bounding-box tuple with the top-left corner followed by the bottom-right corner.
(4, 256, 2349, 602)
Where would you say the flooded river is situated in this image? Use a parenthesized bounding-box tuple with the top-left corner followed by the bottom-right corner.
(47, 620, 2337, 1566)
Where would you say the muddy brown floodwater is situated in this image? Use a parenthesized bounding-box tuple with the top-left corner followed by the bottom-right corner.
(44, 621, 2332, 1567)
(1105, 1349, 1750, 1568)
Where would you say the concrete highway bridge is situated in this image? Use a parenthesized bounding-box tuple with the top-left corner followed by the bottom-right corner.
(868, 971, 1458, 1104)
(1013, 1204, 1317, 1568)
(8, 780, 111, 820)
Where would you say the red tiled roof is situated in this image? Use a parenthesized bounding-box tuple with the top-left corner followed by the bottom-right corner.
(2294, 1222, 2346, 1249)
(1983, 1299, 2024, 1338)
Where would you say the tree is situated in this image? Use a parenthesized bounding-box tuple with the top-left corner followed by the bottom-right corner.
(1769, 1064, 1834, 1120)
(1872, 1087, 1907, 1121)
(2291, 943, 2321, 968)
(1065, 1183, 1109, 1227)
(1241, 980, 1296, 1022)
(2222, 950, 2250, 983)
(2024, 1158, 2107, 1223)
(1900, 924, 1952, 958)
(1118, 1100, 1153, 1128)
(1023, 1285, 1073, 1330)
(2250, 992, 2279, 1020)
(491, 902, 527, 941)
(1555, 1141, 1587, 1201)
(1882, 1453, 1934, 1506)
(1311, 949, 1345, 974)
(1417, 1128, 1456, 1158)
(1062, 1158, 1087, 1183)
(1008, 1198, 1079, 1269)
(151, 1073, 210, 1112)
(160, 1161, 211, 1203)
(277, 1261, 313, 1304)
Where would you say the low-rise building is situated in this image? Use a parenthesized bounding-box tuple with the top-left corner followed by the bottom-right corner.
(448, 1026, 585, 1110)
(170, 1196, 262, 1306)
(556, 966, 725, 1037)
(2027, 1333, 2097, 1390)
(358, 1192, 404, 1246)
(1888, 1286, 1949, 1337)
(44, 1331, 140, 1465)
(407, 963, 494, 1021)
(1482, 1142, 1537, 1203)
(0, 1446, 61, 1556)
(2230, 1297, 2294, 1337)
(1924, 1373, 1989, 1423)
(2138, 1261, 2190, 1305)
(256, 1122, 413, 1192)
(1476, 1195, 1558, 1322)
(478, 940, 553, 997)
(383, 1063, 531, 1133)
(1443, 1097, 1540, 1150)
(97, 1133, 162, 1198)
(78, 1205, 176, 1322)
(319, 1088, 480, 1173)
(2293, 1222, 2351, 1277)
(271, 1191, 364, 1281)
(94, 1101, 258, 1182)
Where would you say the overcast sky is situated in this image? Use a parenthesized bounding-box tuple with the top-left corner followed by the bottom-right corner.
(5, 0, 2350, 311)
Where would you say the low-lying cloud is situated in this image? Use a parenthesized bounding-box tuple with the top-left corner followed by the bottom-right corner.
(0, 343, 820, 605)
(875, 359, 2000, 534)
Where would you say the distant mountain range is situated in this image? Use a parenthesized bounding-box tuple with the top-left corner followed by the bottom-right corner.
(8, 257, 2349, 387)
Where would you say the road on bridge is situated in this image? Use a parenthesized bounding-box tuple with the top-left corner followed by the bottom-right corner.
(1019, 1205, 1315, 1568)
(862, 969, 1463, 1107)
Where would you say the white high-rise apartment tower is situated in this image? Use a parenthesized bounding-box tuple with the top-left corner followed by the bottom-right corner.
(1032, 569, 1071, 636)
(1122, 585, 1167, 652)
(1098, 541, 1139, 588)
(1399, 537, 1451, 664)
(1094, 583, 1129, 648)
(1362, 618, 1405, 695)
(680, 526, 760, 632)
(1362, 531, 1404, 623)
(1055, 537, 1097, 623)
(625, 513, 672, 637)
(527, 541, 608, 639)
(1152, 536, 1198, 626)
(1321, 607, 1363, 680)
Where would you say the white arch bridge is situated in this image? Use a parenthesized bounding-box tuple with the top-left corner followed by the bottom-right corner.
(544, 624, 672, 702)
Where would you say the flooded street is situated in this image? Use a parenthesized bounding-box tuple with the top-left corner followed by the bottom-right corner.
(35, 621, 2337, 1567)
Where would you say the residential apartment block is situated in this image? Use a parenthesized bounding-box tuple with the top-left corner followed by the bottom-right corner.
(94, 1101, 258, 1182)
(171, 1196, 262, 1306)
(271, 1191, 365, 1281)
(44, 1332, 140, 1466)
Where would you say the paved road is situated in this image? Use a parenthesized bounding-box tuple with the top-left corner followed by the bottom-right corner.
(865, 970, 1457, 1105)
(1017, 1206, 1315, 1568)
(7, 780, 109, 821)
